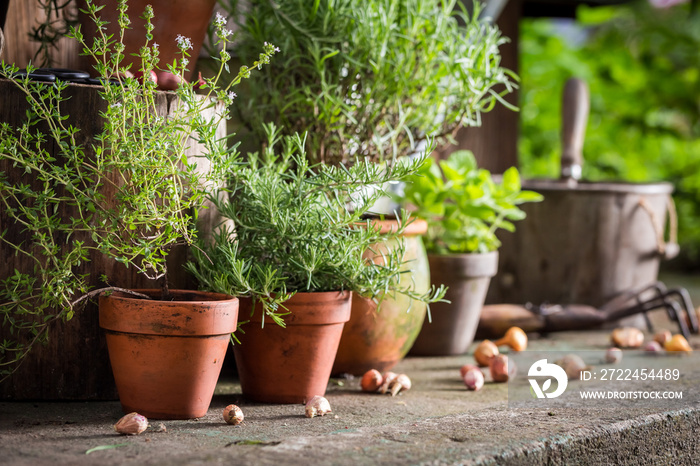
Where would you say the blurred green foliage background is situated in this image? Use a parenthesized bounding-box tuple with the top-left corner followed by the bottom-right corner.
(518, 1, 700, 267)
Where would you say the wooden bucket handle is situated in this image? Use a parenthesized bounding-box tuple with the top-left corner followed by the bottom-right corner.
(638, 195, 679, 260)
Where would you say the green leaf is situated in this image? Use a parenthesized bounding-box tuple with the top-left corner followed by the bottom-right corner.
(85, 443, 129, 455)
(501, 167, 521, 193)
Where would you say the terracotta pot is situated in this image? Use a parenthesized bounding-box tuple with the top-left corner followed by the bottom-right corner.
(99, 289, 239, 419)
(409, 251, 498, 356)
(78, 0, 217, 80)
(332, 219, 430, 375)
(234, 291, 352, 404)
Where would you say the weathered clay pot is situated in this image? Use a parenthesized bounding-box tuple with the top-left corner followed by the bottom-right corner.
(410, 251, 498, 356)
(78, 0, 217, 80)
(332, 219, 430, 375)
(234, 291, 352, 404)
(99, 289, 239, 419)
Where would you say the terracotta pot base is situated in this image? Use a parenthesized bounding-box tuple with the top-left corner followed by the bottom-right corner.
(234, 291, 351, 404)
(100, 289, 239, 419)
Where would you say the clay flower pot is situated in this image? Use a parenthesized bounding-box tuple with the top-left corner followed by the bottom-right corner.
(99, 289, 239, 419)
(410, 251, 498, 356)
(332, 218, 430, 375)
(234, 291, 352, 404)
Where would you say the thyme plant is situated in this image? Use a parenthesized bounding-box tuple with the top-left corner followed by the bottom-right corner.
(0, 0, 276, 377)
(186, 125, 446, 327)
(221, 0, 517, 164)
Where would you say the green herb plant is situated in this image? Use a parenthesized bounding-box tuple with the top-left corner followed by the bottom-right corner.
(397, 151, 543, 254)
(220, 0, 517, 165)
(0, 0, 277, 377)
(186, 124, 447, 327)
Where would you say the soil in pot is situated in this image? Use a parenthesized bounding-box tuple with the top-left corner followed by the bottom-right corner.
(99, 289, 239, 419)
(332, 218, 430, 375)
(410, 251, 498, 356)
(234, 291, 352, 404)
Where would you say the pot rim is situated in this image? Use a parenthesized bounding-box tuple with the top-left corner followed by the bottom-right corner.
(241, 290, 352, 326)
(101, 288, 237, 304)
(358, 217, 428, 236)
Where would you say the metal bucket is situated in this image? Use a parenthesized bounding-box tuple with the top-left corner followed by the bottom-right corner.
(485, 78, 678, 321)
(485, 179, 677, 309)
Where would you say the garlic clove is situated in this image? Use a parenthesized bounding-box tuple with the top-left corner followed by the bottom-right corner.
(474, 340, 499, 367)
(305, 395, 332, 418)
(610, 327, 644, 348)
(462, 367, 484, 391)
(664, 334, 692, 352)
(378, 372, 398, 394)
(360, 369, 383, 393)
(114, 412, 148, 435)
(223, 404, 245, 425)
(604, 347, 623, 364)
(389, 374, 412, 396)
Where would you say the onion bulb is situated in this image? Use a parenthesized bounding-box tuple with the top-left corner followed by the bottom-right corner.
(114, 412, 148, 435)
(389, 374, 412, 396)
(610, 327, 644, 348)
(378, 372, 398, 394)
(665, 334, 692, 353)
(495, 327, 528, 352)
(653, 330, 672, 347)
(223, 404, 244, 425)
(489, 355, 516, 383)
(474, 340, 499, 367)
(604, 347, 622, 364)
(459, 364, 481, 378)
(643, 341, 664, 353)
(360, 369, 383, 393)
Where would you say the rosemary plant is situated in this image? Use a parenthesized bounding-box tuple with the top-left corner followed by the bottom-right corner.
(220, 0, 517, 165)
(0, 0, 276, 377)
(186, 125, 446, 328)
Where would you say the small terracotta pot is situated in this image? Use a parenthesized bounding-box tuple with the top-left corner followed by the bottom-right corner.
(99, 289, 239, 419)
(234, 291, 352, 404)
(409, 251, 498, 356)
(332, 218, 430, 375)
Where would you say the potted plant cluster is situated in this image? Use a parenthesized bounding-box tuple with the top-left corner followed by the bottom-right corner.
(397, 150, 543, 355)
(222, 0, 517, 374)
(186, 124, 445, 404)
(0, 0, 276, 417)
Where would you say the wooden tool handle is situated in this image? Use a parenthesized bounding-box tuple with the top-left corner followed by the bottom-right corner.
(560, 78, 589, 181)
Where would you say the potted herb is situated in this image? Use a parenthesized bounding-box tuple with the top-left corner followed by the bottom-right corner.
(186, 125, 445, 404)
(397, 150, 543, 355)
(220, 0, 517, 374)
(0, 1, 276, 417)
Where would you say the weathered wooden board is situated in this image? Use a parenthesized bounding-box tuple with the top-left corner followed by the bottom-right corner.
(0, 78, 225, 399)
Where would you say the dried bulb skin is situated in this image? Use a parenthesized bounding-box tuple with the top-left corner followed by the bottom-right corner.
(556, 354, 588, 379)
(378, 372, 398, 394)
(305, 396, 332, 418)
(223, 404, 244, 425)
(114, 412, 148, 435)
(605, 347, 623, 364)
(610, 327, 644, 348)
(463, 368, 484, 391)
(389, 374, 412, 396)
(495, 327, 528, 352)
(490, 355, 515, 383)
(360, 369, 383, 393)
(654, 330, 672, 347)
(474, 340, 499, 367)
(665, 334, 692, 352)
